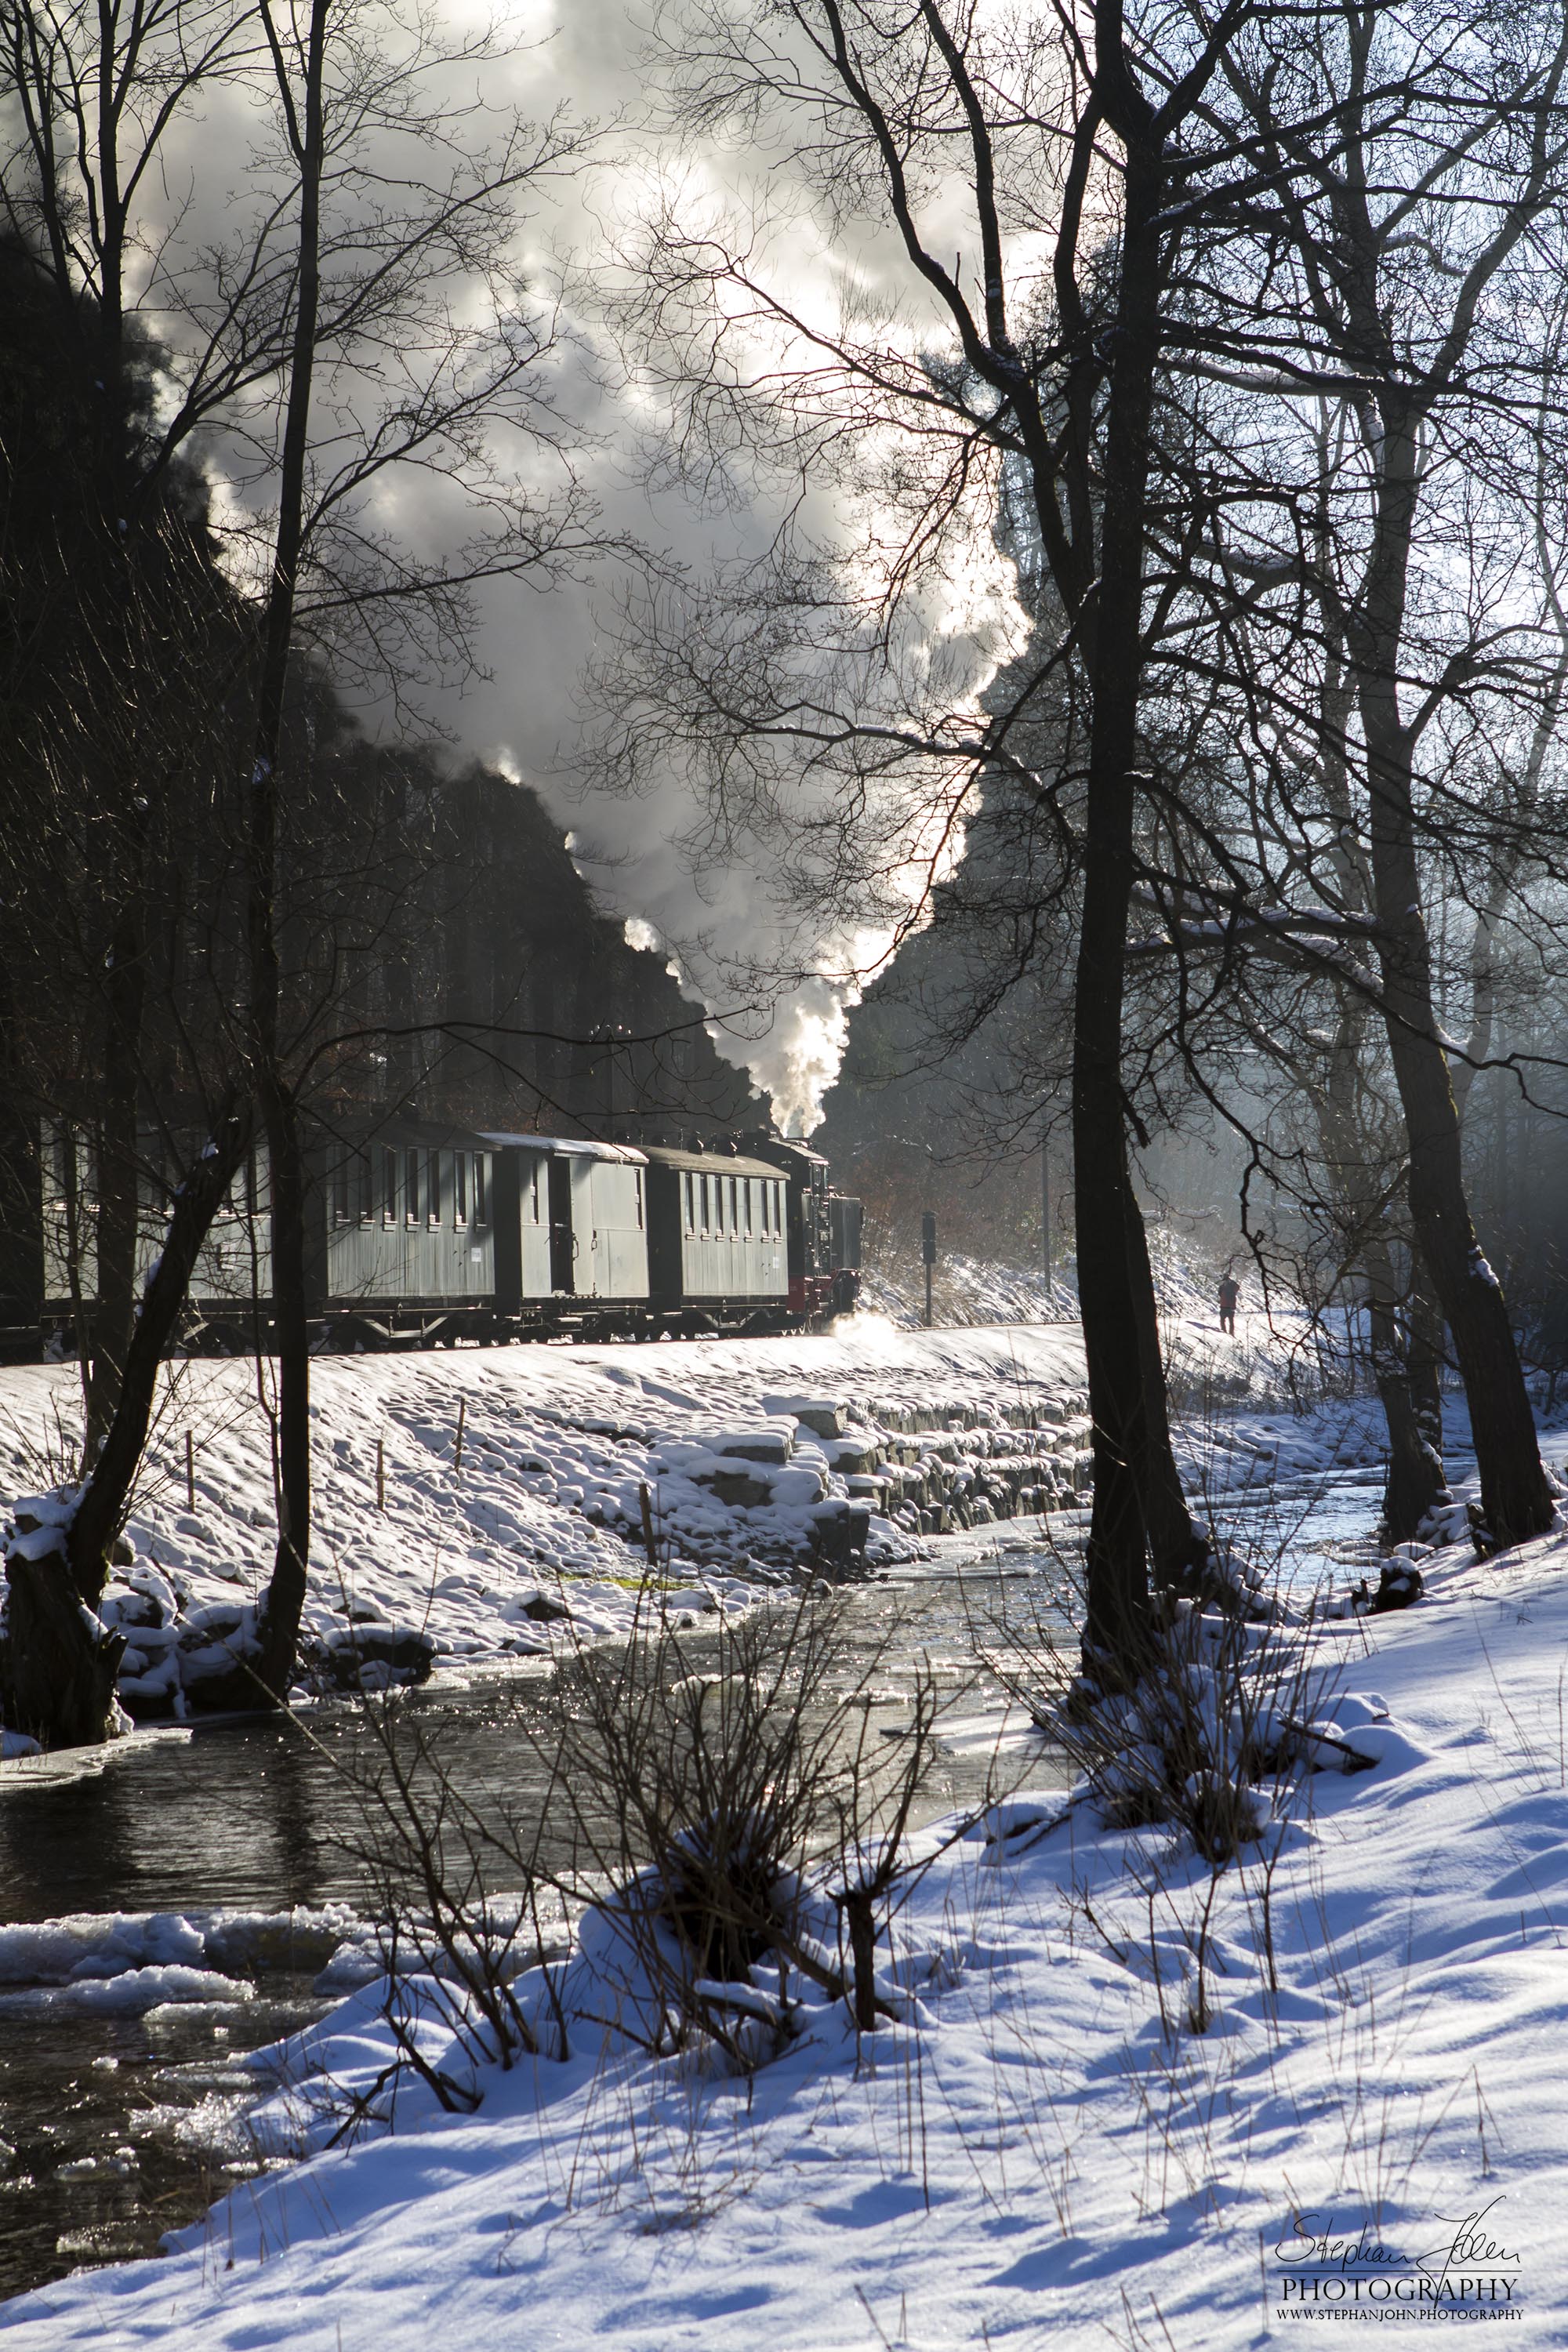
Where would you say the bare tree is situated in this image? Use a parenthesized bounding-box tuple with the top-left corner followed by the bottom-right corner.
(1180, 0, 1568, 1544)
(593, 0, 1371, 1673)
(0, 0, 608, 1740)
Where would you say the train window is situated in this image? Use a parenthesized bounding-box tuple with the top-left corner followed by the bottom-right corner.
(728, 1176, 738, 1234)
(635, 1169, 644, 1229)
(771, 1181, 782, 1233)
(474, 1154, 488, 1226)
(381, 1146, 397, 1226)
(528, 1161, 542, 1225)
(428, 1151, 444, 1227)
(356, 1152, 373, 1225)
(405, 1147, 421, 1225)
(682, 1171, 695, 1234)
(454, 1152, 468, 1227)
(330, 1160, 350, 1227)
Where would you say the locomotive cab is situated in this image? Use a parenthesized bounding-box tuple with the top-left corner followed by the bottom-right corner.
(739, 1133, 862, 1319)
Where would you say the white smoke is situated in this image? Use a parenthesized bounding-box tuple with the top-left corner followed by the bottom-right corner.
(107, 0, 1021, 1130)
(742, 977, 858, 1138)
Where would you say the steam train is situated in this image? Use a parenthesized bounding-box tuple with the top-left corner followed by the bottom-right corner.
(12, 1120, 864, 1356)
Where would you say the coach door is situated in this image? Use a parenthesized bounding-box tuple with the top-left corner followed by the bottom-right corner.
(547, 1158, 575, 1293)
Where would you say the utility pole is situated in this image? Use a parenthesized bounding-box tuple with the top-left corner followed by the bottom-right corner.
(921, 1208, 937, 1329)
(593, 1022, 630, 1138)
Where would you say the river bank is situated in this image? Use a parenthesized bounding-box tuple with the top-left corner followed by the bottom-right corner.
(5, 1479, 1567, 2348)
(5, 1305, 1522, 2344)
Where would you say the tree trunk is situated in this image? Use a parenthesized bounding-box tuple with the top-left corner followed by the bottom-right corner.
(2, 1550, 125, 1751)
(0, 1105, 250, 1749)
(1362, 1242, 1446, 1543)
(1405, 1255, 1444, 1471)
(66, 1104, 252, 1596)
(245, 0, 332, 1706)
(85, 909, 147, 1460)
(254, 1090, 310, 1702)
(1385, 1007, 1548, 1545)
(1073, 125, 1206, 1672)
(1351, 416, 1551, 1550)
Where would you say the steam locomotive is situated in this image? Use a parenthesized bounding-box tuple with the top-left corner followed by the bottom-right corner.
(14, 1120, 864, 1355)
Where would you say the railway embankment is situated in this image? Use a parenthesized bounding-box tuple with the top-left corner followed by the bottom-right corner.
(0, 1322, 1094, 1725)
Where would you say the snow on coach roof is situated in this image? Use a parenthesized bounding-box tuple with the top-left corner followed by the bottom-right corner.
(641, 1145, 789, 1182)
(478, 1134, 648, 1165)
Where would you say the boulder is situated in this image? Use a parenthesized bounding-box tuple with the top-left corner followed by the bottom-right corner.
(699, 1468, 775, 1508)
(826, 1436, 881, 1475)
(762, 1396, 847, 1440)
(709, 1428, 794, 1465)
(325, 1621, 437, 1686)
(517, 1592, 571, 1624)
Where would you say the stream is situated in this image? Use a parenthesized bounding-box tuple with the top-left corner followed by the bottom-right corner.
(0, 1439, 1397, 2306)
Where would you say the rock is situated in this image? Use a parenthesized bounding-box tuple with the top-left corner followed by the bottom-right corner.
(826, 1436, 881, 1475)
(517, 1592, 570, 1624)
(709, 1428, 793, 1465)
(100, 1588, 164, 1633)
(325, 1622, 437, 1686)
(1365, 1559, 1424, 1613)
(700, 1469, 775, 1508)
(763, 1396, 847, 1440)
(111, 1535, 135, 1568)
(806, 1502, 871, 1573)
(179, 1602, 248, 1649)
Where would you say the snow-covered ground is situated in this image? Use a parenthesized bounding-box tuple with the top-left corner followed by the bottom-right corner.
(10, 1283, 1559, 2347)
(3, 1472, 1564, 2346)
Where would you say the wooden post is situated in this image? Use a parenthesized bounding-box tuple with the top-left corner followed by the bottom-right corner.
(453, 1396, 466, 1479)
(639, 1481, 658, 1569)
(376, 1437, 385, 1512)
(185, 1429, 195, 1515)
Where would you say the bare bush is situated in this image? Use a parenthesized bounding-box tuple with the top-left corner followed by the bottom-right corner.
(981, 1555, 1366, 1871)
(320, 1688, 570, 2127)
(541, 1582, 956, 2061)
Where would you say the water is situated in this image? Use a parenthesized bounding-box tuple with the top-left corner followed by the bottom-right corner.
(0, 1548, 1072, 2302)
(0, 1443, 1399, 2306)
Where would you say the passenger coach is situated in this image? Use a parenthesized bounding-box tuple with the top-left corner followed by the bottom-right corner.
(19, 1115, 861, 1356)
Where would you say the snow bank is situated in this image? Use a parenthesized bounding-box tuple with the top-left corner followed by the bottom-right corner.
(0, 1906, 361, 2006)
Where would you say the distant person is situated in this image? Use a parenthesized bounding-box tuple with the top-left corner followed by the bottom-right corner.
(1218, 1273, 1240, 1336)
